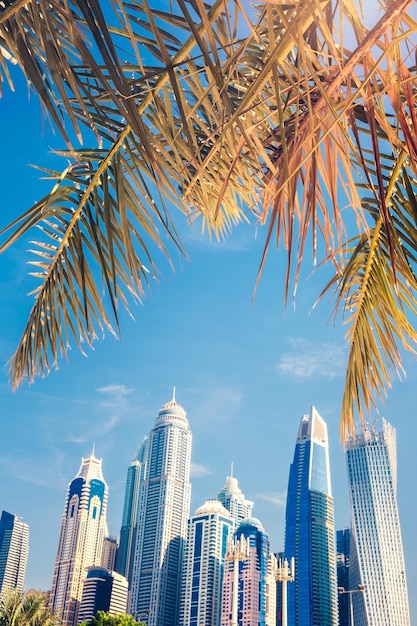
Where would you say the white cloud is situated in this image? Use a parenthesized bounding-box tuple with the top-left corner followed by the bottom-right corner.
(96, 384, 134, 401)
(190, 462, 213, 477)
(256, 491, 286, 507)
(277, 338, 346, 379)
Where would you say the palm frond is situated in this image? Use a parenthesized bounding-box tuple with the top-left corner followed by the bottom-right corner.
(1, 0, 417, 434)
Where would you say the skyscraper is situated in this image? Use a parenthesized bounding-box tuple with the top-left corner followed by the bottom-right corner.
(180, 500, 233, 626)
(128, 392, 192, 626)
(0, 511, 29, 596)
(221, 517, 277, 626)
(217, 472, 253, 529)
(115, 438, 148, 581)
(284, 406, 338, 626)
(49, 451, 109, 626)
(345, 419, 410, 626)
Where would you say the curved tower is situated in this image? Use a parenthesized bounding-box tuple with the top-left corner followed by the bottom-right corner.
(49, 451, 108, 626)
(284, 406, 338, 626)
(128, 392, 192, 626)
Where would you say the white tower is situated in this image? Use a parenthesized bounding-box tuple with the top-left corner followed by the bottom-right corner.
(180, 500, 233, 626)
(345, 419, 410, 626)
(49, 451, 108, 626)
(217, 471, 253, 529)
(129, 392, 192, 626)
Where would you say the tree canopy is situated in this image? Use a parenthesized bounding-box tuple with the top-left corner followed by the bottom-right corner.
(79, 611, 145, 626)
(0, 589, 58, 626)
(1, 0, 417, 435)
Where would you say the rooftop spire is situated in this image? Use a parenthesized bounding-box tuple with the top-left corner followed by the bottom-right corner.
(91, 442, 96, 457)
(230, 461, 234, 477)
(172, 386, 176, 402)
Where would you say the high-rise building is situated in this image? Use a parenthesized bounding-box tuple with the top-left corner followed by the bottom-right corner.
(180, 500, 233, 626)
(78, 567, 128, 623)
(128, 392, 192, 626)
(115, 438, 148, 581)
(221, 517, 277, 626)
(217, 472, 253, 529)
(0, 511, 29, 596)
(49, 451, 109, 626)
(336, 528, 350, 626)
(284, 406, 338, 626)
(102, 536, 118, 571)
(345, 419, 410, 626)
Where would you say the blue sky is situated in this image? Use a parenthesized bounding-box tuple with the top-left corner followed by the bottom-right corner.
(1, 62, 416, 624)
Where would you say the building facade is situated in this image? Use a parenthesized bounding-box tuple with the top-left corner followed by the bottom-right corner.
(336, 528, 350, 626)
(345, 419, 410, 626)
(180, 500, 233, 626)
(128, 392, 192, 626)
(0, 511, 29, 596)
(217, 473, 253, 530)
(221, 517, 276, 626)
(49, 451, 109, 626)
(115, 438, 148, 581)
(284, 406, 338, 626)
(78, 567, 128, 623)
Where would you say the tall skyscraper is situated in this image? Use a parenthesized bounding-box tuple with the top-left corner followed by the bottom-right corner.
(0, 511, 29, 596)
(221, 517, 277, 626)
(49, 451, 109, 626)
(217, 472, 253, 529)
(115, 438, 148, 581)
(345, 419, 410, 626)
(284, 406, 338, 626)
(180, 500, 233, 626)
(128, 392, 192, 626)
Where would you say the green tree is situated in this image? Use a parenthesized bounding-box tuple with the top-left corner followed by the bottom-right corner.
(0, 589, 58, 626)
(1, 0, 417, 434)
(79, 611, 145, 626)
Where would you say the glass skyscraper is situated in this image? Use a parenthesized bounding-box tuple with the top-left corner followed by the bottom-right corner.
(180, 500, 233, 626)
(115, 437, 148, 581)
(284, 406, 338, 626)
(0, 510, 29, 596)
(127, 392, 192, 626)
(49, 451, 109, 626)
(345, 419, 410, 626)
(336, 528, 350, 626)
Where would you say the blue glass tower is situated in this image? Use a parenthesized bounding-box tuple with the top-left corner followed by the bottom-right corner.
(284, 406, 338, 626)
(115, 437, 148, 581)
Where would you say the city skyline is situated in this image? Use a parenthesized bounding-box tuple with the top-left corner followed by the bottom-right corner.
(1, 75, 416, 623)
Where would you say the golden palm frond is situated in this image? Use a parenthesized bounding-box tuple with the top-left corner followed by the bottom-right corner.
(1, 0, 417, 434)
